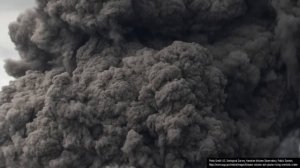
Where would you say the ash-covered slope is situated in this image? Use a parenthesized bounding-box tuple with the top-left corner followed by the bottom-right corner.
(1, 0, 300, 168)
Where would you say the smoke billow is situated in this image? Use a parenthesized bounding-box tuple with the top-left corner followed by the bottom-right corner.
(1, 0, 300, 167)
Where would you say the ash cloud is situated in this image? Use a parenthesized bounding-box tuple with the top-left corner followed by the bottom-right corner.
(1, 0, 300, 167)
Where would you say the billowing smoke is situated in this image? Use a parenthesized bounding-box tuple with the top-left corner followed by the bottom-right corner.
(0, 0, 300, 167)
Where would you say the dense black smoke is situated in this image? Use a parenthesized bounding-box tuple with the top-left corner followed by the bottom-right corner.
(1, 0, 300, 167)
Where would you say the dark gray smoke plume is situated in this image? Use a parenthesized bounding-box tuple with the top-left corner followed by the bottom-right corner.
(1, 0, 300, 167)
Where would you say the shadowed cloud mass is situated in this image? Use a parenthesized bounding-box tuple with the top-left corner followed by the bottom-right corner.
(1, 0, 300, 167)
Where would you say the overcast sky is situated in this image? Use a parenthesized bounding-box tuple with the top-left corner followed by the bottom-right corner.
(0, 0, 36, 89)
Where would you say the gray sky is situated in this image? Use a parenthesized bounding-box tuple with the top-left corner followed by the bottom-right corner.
(0, 0, 36, 89)
(0, 1, 36, 10)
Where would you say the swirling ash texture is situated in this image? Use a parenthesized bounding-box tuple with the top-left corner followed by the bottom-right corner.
(1, 0, 300, 167)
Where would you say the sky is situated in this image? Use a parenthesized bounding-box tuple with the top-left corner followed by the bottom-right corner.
(0, 0, 36, 89)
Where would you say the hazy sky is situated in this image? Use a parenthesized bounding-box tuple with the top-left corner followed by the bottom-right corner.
(0, 0, 36, 89)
